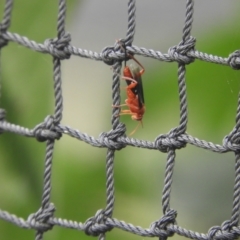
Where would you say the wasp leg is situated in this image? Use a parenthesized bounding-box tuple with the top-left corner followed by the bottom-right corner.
(112, 104, 127, 108)
(119, 112, 132, 116)
(111, 68, 137, 84)
(114, 110, 133, 118)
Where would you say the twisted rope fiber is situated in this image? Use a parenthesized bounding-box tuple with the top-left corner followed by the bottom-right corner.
(1, 0, 240, 240)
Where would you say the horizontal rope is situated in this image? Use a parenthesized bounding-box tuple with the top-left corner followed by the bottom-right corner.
(1, 31, 239, 68)
(2, 209, 240, 240)
(0, 120, 235, 153)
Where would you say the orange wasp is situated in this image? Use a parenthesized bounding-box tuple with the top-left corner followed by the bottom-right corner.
(114, 42, 145, 135)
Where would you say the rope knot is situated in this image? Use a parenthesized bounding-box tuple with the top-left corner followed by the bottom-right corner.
(84, 209, 113, 236)
(27, 203, 55, 232)
(168, 36, 196, 64)
(44, 33, 71, 59)
(99, 123, 126, 150)
(155, 130, 186, 152)
(101, 39, 133, 65)
(116, 39, 133, 61)
(228, 50, 240, 70)
(208, 220, 238, 240)
(101, 46, 116, 65)
(0, 23, 8, 48)
(223, 129, 240, 152)
(150, 209, 177, 238)
(33, 115, 62, 142)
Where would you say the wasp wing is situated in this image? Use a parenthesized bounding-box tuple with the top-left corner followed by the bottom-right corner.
(128, 64, 145, 108)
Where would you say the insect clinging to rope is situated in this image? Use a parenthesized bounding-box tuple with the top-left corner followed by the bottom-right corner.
(114, 41, 146, 135)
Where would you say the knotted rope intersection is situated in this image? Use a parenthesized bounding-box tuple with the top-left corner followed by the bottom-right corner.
(0, 0, 240, 240)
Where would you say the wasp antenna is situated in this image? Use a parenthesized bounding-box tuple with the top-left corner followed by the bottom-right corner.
(130, 55, 145, 73)
(117, 39, 128, 67)
(129, 121, 141, 136)
(140, 120, 144, 128)
(123, 42, 127, 67)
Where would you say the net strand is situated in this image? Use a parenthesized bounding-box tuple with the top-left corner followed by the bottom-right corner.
(1, 119, 240, 152)
(1, 29, 239, 67)
(1, 0, 240, 239)
(162, 150, 176, 215)
(1, 119, 239, 153)
(125, 0, 136, 46)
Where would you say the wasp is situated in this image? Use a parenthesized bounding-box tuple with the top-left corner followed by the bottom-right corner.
(114, 42, 145, 135)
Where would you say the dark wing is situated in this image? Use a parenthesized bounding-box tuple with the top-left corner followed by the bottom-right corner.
(129, 64, 145, 108)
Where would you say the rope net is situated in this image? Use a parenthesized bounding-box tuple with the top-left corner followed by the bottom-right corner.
(1, 0, 240, 239)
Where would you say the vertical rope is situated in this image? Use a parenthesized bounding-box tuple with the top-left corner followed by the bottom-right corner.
(111, 0, 136, 128)
(104, 1, 137, 237)
(162, 150, 176, 214)
(125, 0, 136, 46)
(35, 1, 67, 239)
(182, 0, 194, 42)
(57, 0, 66, 39)
(230, 92, 240, 226)
(104, 150, 115, 217)
(35, 140, 55, 240)
(53, 0, 67, 124)
(53, 57, 63, 123)
(231, 152, 240, 226)
(0, 0, 13, 103)
(111, 62, 121, 129)
(176, 64, 188, 135)
(40, 141, 55, 209)
(1, 0, 13, 29)
(175, 0, 194, 135)
(234, 91, 240, 132)
(105, 0, 137, 234)
(161, 1, 194, 236)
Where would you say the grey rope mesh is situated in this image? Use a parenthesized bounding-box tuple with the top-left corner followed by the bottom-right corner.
(0, 0, 240, 240)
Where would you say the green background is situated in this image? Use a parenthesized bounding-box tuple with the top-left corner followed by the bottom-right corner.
(0, 1, 240, 240)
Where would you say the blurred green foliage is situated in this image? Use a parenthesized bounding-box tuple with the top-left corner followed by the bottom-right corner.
(0, 1, 240, 240)
(0, 1, 79, 239)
